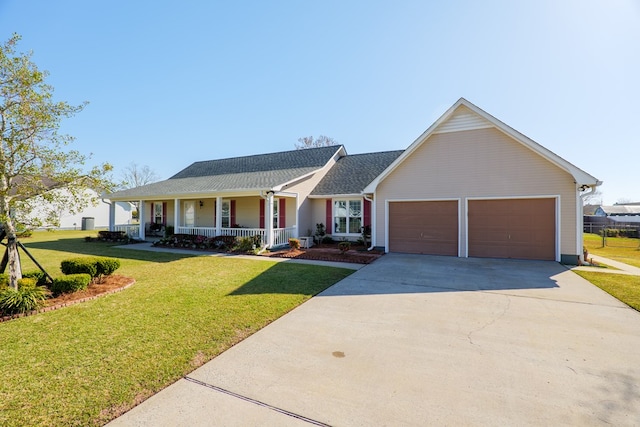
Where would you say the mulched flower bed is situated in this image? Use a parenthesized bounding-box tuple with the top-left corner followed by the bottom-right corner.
(0, 275, 135, 323)
(264, 244, 384, 264)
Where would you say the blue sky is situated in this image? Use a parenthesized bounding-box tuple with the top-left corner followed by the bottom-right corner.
(1, 0, 638, 204)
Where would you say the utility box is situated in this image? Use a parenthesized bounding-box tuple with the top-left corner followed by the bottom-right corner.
(81, 217, 95, 230)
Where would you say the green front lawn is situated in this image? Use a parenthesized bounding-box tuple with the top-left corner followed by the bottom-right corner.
(578, 233, 640, 312)
(574, 271, 640, 311)
(583, 233, 640, 268)
(0, 231, 353, 426)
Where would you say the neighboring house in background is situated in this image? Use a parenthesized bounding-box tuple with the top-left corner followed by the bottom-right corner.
(25, 189, 134, 230)
(107, 98, 600, 264)
(594, 205, 640, 221)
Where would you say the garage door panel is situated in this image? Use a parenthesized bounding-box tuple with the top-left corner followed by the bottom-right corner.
(389, 201, 458, 256)
(468, 198, 555, 261)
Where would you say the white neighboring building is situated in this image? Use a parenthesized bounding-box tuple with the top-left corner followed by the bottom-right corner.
(25, 189, 134, 230)
(55, 199, 134, 230)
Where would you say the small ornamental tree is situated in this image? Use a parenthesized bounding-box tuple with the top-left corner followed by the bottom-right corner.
(0, 34, 114, 289)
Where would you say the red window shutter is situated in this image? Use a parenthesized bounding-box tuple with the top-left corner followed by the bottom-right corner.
(230, 200, 236, 227)
(325, 199, 332, 234)
(162, 202, 167, 226)
(279, 198, 286, 228)
(363, 198, 371, 227)
(259, 199, 265, 228)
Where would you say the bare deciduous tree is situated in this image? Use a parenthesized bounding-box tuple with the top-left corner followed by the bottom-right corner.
(121, 163, 160, 189)
(295, 135, 337, 150)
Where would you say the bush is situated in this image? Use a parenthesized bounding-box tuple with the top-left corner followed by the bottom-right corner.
(0, 273, 8, 287)
(95, 258, 121, 277)
(322, 236, 335, 244)
(289, 238, 300, 250)
(61, 258, 98, 278)
(0, 284, 49, 315)
(23, 270, 48, 286)
(338, 241, 351, 253)
(60, 257, 120, 280)
(51, 274, 91, 296)
(233, 236, 255, 253)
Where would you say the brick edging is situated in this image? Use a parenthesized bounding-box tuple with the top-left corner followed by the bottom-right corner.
(0, 278, 136, 323)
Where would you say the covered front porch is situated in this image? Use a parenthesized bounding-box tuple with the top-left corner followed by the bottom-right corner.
(108, 192, 298, 249)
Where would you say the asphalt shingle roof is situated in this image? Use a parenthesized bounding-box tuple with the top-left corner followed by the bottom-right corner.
(108, 146, 343, 199)
(310, 150, 404, 195)
(170, 145, 341, 179)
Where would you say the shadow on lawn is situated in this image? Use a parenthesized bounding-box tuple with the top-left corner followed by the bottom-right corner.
(22, 238, 197, 263)
(229, 261, 354, 296)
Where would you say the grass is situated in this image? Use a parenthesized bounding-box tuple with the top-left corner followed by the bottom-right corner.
(577, 233, 640, 312)
(0, 230, 353, 426)
(583, 233, 640, 268)
(574, 271, 640, 311)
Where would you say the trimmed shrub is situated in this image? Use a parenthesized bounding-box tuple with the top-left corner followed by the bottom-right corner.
(95, 258, 121, 277)
(0, 284, 49, 315)
(51, 274, 91, 296)
(60, 257, 120, 280)
(22, 270, 48, 286)
(61, 258, 98, 277)
(338, 241, 351, 253)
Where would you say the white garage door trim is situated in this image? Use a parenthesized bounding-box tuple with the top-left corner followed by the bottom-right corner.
(464, 195, 561, 262)
(385, 198, 462, 256)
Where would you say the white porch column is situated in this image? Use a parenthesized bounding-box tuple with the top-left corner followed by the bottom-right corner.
(174, 198, 180, 233)
(215, 196, 222, 235)
(266, 191, 274, 247)
(138, 200, 146, 240)
(108, 202, 116, 231)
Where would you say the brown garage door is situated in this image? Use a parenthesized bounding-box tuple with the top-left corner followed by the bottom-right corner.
(389, 201, 458, 256)
(468, 198, 555, 261)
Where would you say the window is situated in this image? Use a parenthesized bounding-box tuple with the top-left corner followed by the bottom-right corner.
(221, 201, 230, 228)
(184, 201, 195, 227)
(273, 199, 279, 228)
(153, 202, 163, 224)
(334, 199, 362, 234)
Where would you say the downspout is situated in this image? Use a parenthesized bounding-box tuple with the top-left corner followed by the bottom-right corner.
(101, 198, 115, 232)
(363, 194, 376, 251)
(578, 184, 598, 263)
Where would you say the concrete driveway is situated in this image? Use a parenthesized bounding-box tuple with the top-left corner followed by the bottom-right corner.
(109, 254, 640, 426)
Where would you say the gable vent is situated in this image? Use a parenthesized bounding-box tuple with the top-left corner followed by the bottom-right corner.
(434, 109, 493, 134)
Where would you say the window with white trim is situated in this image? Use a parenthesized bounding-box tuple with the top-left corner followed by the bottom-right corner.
(153, 202, 163, 224)
(221, 200, 230, 228)
(334, 199, 362, 234)
(273, 199, 279, 228)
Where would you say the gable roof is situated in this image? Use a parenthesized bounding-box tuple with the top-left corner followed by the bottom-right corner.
(108, 145, 345, 200)
(363, 98, 601, 194)
(310, 150, 404, 196)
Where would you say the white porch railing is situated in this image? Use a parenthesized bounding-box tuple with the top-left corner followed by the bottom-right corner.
(273, 227, 296, 246)
(114, 224, 140, 237)
(176, 226, 218, 238)
(220, 227, 266, 241)
(173, 226, 295, 247)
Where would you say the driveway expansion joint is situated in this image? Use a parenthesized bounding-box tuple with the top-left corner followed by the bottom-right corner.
(183, 376, 331, 426)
